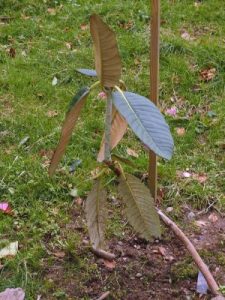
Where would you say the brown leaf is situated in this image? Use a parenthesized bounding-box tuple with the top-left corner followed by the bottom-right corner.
(65, 42, 72, 50)
(195, 220, 208, 227)
(90, 14, 121, 87)
(85, 179, 107, 249)
(46, 110, 58, 118)
(176, 127, 186, 136)
(47, 8, 56, 15)
(103, 259, 116, 270)
(97, 107, 127, 162)
(192, 173, 207, 184)
(53, 251, 66, 258)
(49, 88, 89, 176)
(158, 246, 166, 257)
(80, 23, 88, 31)
(200, 68, 216, 81)
(75, 197, 83, 206)
(6, 47, 16, 58)
(126, 148, 139, 158)
(208, 213, 218, 223)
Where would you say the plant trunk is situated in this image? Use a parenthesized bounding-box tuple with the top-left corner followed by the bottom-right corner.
(104, 90, 112, 162)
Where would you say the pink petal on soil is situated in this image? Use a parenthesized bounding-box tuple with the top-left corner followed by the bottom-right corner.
(182, 171, 192, 178)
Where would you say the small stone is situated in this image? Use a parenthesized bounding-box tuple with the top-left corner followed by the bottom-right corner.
(136, 273, 142, 278)
(187, 211, 195, 220)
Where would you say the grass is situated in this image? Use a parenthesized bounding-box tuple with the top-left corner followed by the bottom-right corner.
(0, 0, 225, 299)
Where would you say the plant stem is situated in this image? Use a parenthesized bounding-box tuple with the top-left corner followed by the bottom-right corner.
(104, 90, 112, 162)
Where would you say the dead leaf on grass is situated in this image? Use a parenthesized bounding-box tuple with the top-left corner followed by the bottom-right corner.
(6, 47, 16, 58)
(192, 173, 208, 184)
(126, 148, 139, 158)
(46, 110, 58, 118)
(176, 127, 186, 136)
(0, 241, 18, 258)
(47, 8, 56, 15)
(53, 251, 66, 258)
(65, 42, 72, 50)
(200, 68, 216, 81)
(103, 259, 116, 270)
(181, 30, 193, 41)
(80, 23, 88, 31)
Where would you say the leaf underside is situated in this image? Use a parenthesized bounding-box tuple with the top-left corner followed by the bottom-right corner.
(97, 106, 127, 162)
(85, 179, 107, 249)
(49, 87, 89, 176)
(76, 68, 97, 77)
(118, 173, 161, 240)
(112, 91, 174, 160)
(90, 14, 121, 87)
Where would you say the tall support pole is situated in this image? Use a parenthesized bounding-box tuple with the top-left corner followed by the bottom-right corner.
(149, 0, 160, 201)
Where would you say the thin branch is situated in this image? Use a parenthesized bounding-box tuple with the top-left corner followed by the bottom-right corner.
(91, 247, 115, 261)
(157, 209, 221, 296)
(96, 291, 110, 300)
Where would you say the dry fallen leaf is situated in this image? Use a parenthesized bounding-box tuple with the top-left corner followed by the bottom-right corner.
(53, 251, 66, 258)
(103, 259, 116, 270)
(208, 213, 218, 223)
(195, 220, 208, 227)
(176, 127, 186, 136)
(46, 110, 58, 118)
(192, 173, 207, 184)
(65, 42, 72, 50)
(80, 23, 88, 31)
(126, 148, 139, 158)
(181, 30, 193, 41)
(75, 197, 83, 206)
(6, 47, 16, 58)
(200, 68, 216, 81)
(47, 8, 56, 15)
(0, 241, 18, 258)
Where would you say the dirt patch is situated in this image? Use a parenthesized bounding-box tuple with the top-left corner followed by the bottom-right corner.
(43, 208, 225, 299)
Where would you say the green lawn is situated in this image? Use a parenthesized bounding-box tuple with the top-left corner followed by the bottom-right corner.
(0, 0, 224, 299)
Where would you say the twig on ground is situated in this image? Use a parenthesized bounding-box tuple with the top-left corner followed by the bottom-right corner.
(95, 291, 110, 300)
(157, 209, 221, 297)
(91, 248, 115, 261)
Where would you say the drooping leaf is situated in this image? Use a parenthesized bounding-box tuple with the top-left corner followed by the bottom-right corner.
(118, 173, 161, 240)
(97, 106, 127, 162)
(49, 87, 89, 176)
(112, 91, 174, 160)
(76, 69, 97, 77)
(85, 179, 107, 249)
(90, 14, 121, 87)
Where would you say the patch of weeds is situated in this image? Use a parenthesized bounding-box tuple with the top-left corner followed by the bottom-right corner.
(171, 257, 198, 281)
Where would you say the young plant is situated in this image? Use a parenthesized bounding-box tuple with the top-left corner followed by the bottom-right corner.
(49, 14, 174, 252)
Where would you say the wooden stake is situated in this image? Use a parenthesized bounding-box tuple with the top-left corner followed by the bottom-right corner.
(149, 0, 160, 201)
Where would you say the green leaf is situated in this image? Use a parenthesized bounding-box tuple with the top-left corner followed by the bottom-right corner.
(118, 173, 161, 240)
(49, 87, 89, 176)
(90, 14, 121, 87)
(76, 69, 97, 77)
(112, 91, 174, 160)
(85, 179, 107, 249)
